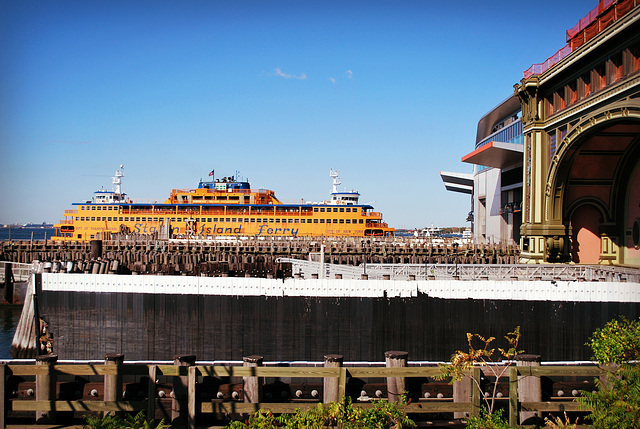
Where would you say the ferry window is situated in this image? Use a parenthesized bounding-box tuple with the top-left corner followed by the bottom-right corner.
(269, 218, 274, 223)
(170, 218, 175, 222)
(314, 208, 318, 212)
(295, 219, 299, 223)
(300, 219, 305, 223)
(136, 217, 141, 222)
(250, 218, 255, 223)
(91, 207, 96, 210)
(108, 217, 112, 221)
(244, 218, 249, 222)
(91, 217, 96, 221)
(340, 219, 344, 223)
(340, 208, 344, 212)
(90, 234, 95, 239)
(207, 218, 212, 222)
(141, 217, 146, 221)
(213, 218, 217, 222)
(359, 219, 364, 224)
(333, 219, 338, 223)
(288, 219, 293, 223)
(320, 208, 325, 212)
(346, 219, 350, 224)
(119, 217, 123, 221)
(232, 218, 236, 222)
(153, 218, 158, 222)
(77, 234, 82, 239)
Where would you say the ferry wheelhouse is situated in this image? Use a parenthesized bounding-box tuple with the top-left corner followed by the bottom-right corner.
(53, 167, 394, 241)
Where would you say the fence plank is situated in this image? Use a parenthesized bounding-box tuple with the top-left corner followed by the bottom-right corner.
(509, 367, 518, 428)
(11, 400, 147, 412)
(521, 401, 591, 412)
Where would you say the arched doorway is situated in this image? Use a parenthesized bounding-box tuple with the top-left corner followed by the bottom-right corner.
(570, 204, 601, 264)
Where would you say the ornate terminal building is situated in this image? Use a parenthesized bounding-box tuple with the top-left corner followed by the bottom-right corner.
(445, 0, 640, 267)
(515, 0, 640, 266)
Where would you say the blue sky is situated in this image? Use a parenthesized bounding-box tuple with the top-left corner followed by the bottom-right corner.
(1, 0, 595, 229)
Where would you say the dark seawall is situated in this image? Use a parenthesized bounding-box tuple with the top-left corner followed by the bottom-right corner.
(37, 287, 639, 362)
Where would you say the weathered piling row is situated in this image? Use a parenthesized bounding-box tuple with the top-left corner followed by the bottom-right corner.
(0, 238, 519, 277)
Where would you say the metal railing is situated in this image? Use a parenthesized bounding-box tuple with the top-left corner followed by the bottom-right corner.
(277, 258, 640, 282)
(0, 262, 35, 283)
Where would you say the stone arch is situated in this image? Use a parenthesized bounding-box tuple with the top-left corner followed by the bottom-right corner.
(545, 100, 640, 264)
(566, 198, 608, 264)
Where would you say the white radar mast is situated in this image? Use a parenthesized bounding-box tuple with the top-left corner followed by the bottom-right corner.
(113, 164, 124, 196)
(330, 169, 341, 194)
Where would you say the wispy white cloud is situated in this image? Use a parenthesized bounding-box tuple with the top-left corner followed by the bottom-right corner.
(275, 68, 307, 80)
(346, 70, 353, 79)
(46, 140, 91, 146)
(329, 77, 337, 84)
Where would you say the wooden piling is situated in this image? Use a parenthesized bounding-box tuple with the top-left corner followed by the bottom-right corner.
(104, 353, 124, 416)
(3, 263, 13, 303)
(35, 354, 58, 423)
(516, 354, 542, 424)
(453, 375, 473, 418)
(323, 354, 343, 404)
(172, 355, 196, 427)
(243, 355, 263, 403)
(385, 351, 408, 403)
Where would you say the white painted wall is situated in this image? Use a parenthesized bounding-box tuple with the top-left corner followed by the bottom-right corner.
(40, 273, 640, 303)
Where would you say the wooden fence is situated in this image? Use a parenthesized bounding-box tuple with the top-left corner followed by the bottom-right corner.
(0, 356, 601, 428)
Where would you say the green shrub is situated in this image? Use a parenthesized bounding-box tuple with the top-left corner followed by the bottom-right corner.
(464, 407, 510, 429)
(225, 396, 416, 429)
(577, 317, 640, 429)
(83, 411, 168, 429)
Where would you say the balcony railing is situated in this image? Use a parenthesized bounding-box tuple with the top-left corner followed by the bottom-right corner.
(476, 119, 523, 150)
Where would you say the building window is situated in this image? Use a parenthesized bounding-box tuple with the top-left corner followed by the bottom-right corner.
(549, 131, 557, 159)
(566, 81, 577, 105)
(546, 95, 554, 116)
(608, 52, 623, 83)
(554, 89, 565, 111)
(578, 72, 591, 99)
(629, 43, 640, 74)
(593, 63, 606, 91)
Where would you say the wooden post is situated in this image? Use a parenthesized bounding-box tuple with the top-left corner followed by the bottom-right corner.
(188, 366, 197, 429)
(0, 363, 6, 429)
(323, 354, 343, 404)
(104, 353, 124, 417)
(453, 375, 472, 418)
(385, 351, 408, 403)
(243, 355, 263, 403)
(172, 354, 196, 427)
(516, 354, 542, 424)
(509, 366, 518, 428)
(35, 353, 58, 423)
(471, 367, 482, 417)
(3, 263, 13, 303)
(147, 365, 157, 424)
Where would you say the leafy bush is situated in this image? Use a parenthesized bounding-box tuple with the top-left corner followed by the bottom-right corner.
(585, 316, 640, 364)
(464, 407, 510, 429)
(225, 396, 416, 429)
(577, 317, 640, 429)
(83, 411, 168, 429)
(436, 326, 522, 416)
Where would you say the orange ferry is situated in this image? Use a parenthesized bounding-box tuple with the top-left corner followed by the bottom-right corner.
(53, 166, 394, 241)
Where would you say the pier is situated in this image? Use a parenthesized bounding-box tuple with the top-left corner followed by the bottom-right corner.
(0, 237, 519, 277)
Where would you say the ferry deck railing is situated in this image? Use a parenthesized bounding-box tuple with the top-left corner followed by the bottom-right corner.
(277, 258, 640, 282)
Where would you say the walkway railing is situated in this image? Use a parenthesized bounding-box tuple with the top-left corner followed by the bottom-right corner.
(0, 358, 603, 428)
(277, 258, 640, 282)
(0, 262, 33, 283)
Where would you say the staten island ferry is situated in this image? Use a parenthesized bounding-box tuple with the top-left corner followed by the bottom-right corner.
(53, 166, 394, 241)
